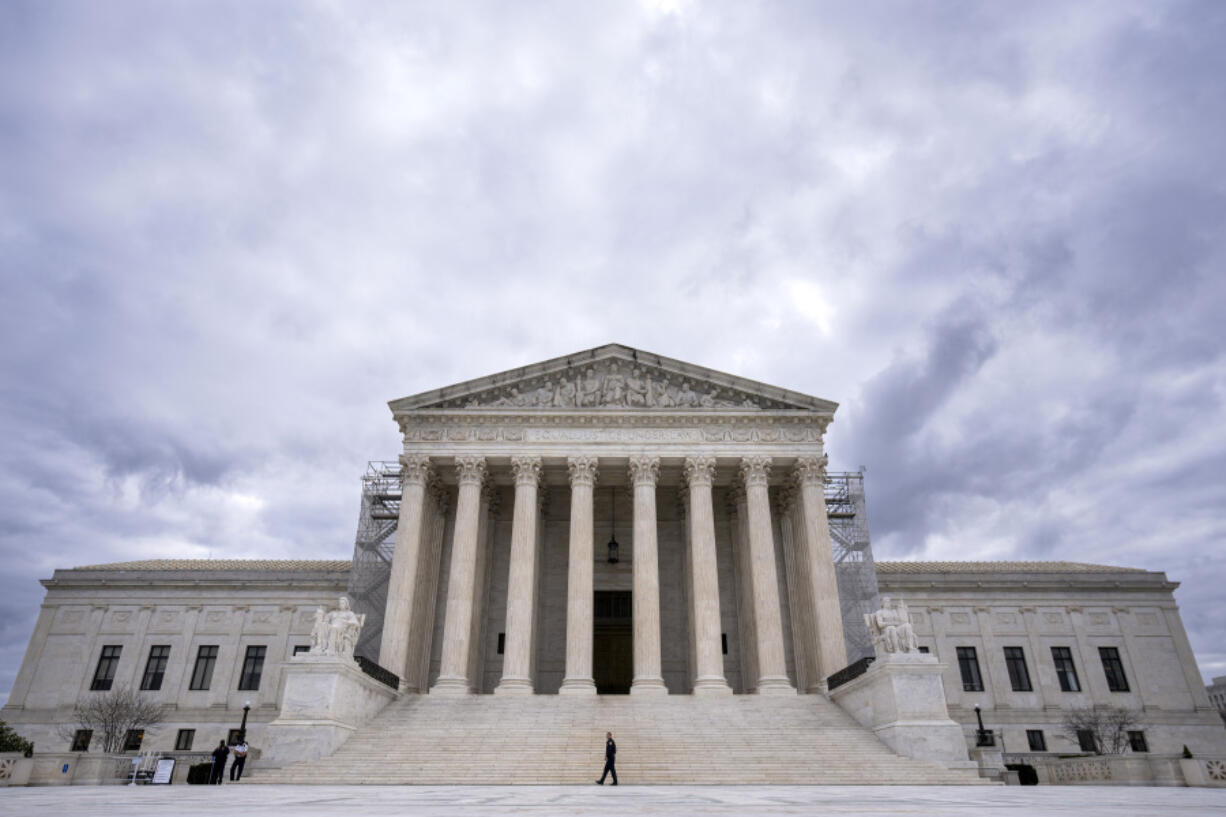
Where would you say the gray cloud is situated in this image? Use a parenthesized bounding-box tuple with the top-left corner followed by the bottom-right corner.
(2, 0, 1226, 697)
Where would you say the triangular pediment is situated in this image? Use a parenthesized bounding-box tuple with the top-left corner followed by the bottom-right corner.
(389, 344, 837, 413)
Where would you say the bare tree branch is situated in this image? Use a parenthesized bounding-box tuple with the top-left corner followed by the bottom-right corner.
(55, 687, 165, 753)
(1058, 705, 1139, 755)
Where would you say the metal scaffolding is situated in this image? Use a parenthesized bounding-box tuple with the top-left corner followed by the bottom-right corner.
(347, 461, 403, 662)
(346, 462, 880, 667)
(824, 471, 881, 663)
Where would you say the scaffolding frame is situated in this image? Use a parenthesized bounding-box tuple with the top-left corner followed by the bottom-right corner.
(347, 462, 880, 668)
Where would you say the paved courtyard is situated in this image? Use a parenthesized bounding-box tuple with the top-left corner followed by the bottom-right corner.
(1, 785, 1224, 816)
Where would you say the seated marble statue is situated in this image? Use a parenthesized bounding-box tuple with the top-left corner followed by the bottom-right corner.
(307, 596, 366, 660)
(865, 596, 920, 656)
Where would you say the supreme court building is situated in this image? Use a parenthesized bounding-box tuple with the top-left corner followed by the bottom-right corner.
(4, 344, 1225, 786)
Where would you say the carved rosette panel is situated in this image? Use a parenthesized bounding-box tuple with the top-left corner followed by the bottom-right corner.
(628, 455, 660, 486)
(567, 456, 599, 488)
(683, 456, 716, 488)
(454, 456, 487, 487)
(739, 455, 772, 488)
(510, 456, 542, 487)
(399, 454, 433, 487)
(792, 454, 828, 487)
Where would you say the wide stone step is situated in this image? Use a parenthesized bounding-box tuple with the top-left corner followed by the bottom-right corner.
(250, 695, 987, 785)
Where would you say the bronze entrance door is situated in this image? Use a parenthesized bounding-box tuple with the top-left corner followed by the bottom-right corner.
(593, 591, 633, 694)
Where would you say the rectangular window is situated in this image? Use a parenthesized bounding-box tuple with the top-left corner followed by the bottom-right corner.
(175, 729, 195, 751)
(1026, 729, 1047, 751)
(71, 729, 92, 751)
(1077, 729, 1098, 753)
(1128, 730, 1148, 752)
(189, 645, 218, 690)
(722, 633, 728, 655)
(497, 633, 505, 655)
(140, 645, 171, 691)
(1051, 646, 1081, 692)
(1004, 646, 1033, 692)
(238, 645, 266, 691)
(123, 729, 144, 752)
(956, 647, 984, 692)
(90, 645, 122, 691)
(1099, 647, 1130, 692)
(292, 644, 310, 656)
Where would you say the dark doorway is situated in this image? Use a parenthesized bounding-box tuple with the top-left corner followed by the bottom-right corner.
(594, 591, 632, 694)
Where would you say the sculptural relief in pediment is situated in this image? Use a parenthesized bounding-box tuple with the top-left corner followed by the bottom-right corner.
(424, 360, 798, 411)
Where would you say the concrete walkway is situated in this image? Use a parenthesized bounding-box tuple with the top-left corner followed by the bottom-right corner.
(1, 785, 1224, 816)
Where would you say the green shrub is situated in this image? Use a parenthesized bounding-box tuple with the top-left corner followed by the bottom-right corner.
(0, 721, 34, 756)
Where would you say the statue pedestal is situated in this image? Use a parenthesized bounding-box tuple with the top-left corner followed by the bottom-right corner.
(830, 653, 976, 771)
(262, 654, 398, 766)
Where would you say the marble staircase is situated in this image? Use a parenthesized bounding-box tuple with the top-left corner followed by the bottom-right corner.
(250, 693, 987, 785)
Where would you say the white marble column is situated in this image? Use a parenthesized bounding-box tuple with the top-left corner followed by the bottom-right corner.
(380, 454, 433, 687)
(630, 455, 667, 695)
(560, 456, 599, 695)
(684, 456, 732, 695)
(740, 456, 794, 694)
(433, 456, 487, 695)
(794, 455, 847, 685)
(495, 456, 542, 695)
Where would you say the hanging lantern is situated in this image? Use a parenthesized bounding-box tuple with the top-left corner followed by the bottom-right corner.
(607, 486, 620, 563)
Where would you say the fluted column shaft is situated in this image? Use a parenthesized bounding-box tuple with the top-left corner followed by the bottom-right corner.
(795, 456, 847, 685)
(380, 455, 433, 687)
(560, 457, 599, 694)
(684, 456, 732, 695)
(433, 456, 487, 694)
(741, 456, 794, 694)
(496, 457, 542, 695)
(630, 456, 667, 695)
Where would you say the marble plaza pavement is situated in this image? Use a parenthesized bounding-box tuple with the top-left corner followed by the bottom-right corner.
(2, 785, 1224, 816)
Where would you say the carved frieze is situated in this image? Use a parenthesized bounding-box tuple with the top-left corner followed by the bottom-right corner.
(399, 418, 825, 446)
(424, 359, 796, 411)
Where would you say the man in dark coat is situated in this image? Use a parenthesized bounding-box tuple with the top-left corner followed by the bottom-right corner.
(596, 731, 618, 785)
(210, 739, 229, 784)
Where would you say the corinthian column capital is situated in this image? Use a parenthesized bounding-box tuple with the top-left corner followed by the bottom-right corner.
(739, 455, 772, 488)
(399, 454, 433, 488)
(567, 456, 599, 488)
(628, 455, 660, 487)
(511, 456, 542, 487)
(454, 456, 487, 487)
(793, 455, 828, 487)
(683, 456, 716, 488)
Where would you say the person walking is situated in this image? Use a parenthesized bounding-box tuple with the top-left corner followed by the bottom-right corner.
(595, 731, 617, 785)
(209, 739, 230, 784)
(229, 737, 248, 781)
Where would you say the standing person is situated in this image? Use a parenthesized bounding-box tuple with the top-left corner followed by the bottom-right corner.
(230, 737, 248, 781)
(595, 731, 618, 785)
(209, 739, 229, 784)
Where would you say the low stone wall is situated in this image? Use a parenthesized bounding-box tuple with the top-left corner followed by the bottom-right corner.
(1004, 753, 1226, 787)
(0, 752, 34, 786)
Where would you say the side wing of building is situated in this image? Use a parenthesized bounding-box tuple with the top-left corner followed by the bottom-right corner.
(877, 561, 1226, 756)
(1, 560, 349, 753)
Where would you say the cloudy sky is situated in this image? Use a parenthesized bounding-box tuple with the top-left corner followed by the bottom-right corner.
(2, 0, 1224, 701)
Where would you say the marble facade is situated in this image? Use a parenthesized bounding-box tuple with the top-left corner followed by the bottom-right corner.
(2, 344, 1224, 780)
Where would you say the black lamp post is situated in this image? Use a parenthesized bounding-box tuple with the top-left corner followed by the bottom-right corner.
(239, 700, 251, 742)
(607, 487, 619, 563)
(973, 704, 992, 747)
